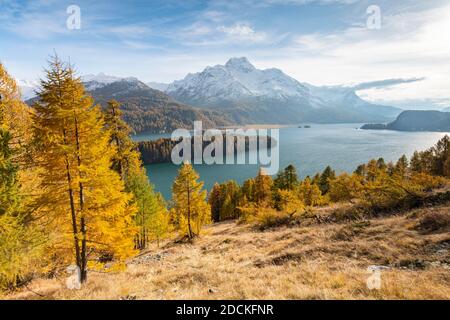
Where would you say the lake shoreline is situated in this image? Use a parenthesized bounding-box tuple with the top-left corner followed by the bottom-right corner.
(142, 124, 449, 199)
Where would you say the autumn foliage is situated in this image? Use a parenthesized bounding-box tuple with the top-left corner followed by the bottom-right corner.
(0, 55, 449, 293)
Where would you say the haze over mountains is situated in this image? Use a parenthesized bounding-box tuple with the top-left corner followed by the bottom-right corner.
(21, 57, 414, 133)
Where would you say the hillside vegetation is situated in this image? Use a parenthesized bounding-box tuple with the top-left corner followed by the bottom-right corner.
(5, 195, 449, 300)
(362, 110, 450, 132)
(88, 79, 233, 134)
(1, 57, 449, 300)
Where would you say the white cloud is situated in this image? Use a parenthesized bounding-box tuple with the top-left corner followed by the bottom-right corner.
(0, 11, 68, 39)
(353, 78, 426, 90)
(183, 23, 213, 36)
(209, 0, 360, 9)
(260, 3, 450, 107)
(202, 10, 225, 22)
(106, 25, 152, 38)
(217, 23, 267, 43)
(4, 0, 449, 109)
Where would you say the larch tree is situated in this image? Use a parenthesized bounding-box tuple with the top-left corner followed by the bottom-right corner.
(432, 136, 450, 177)
(209, 183, 222, 222)
(318, 166, 336, 194)
(0, 129, 27, 288)
(0, 63, 44, 290)
(254, 168, 273, 206)
(410, 151, 423, 173)
(103, 99, 139, 180)
(394, 155, 409, 178)
(274, 164, 298, 191)
(220, 194, 234, 220)
(103, 99, 169, 249)
(298, 177, 324, 206)
(32, 56, 136, 283)
(171, 162, 210, 240)
(376, 158, 387, 171)
(126, 166, 169, 249)
(147, 194, 171, 247)
(220, 180, 241, 220)
(241, 178, 256, 203)
(0, 63, 33, 153)
(328, 173, 363, 203)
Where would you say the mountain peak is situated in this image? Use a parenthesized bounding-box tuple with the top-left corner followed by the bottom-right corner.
(81, 73, 123, 84)
(225, 57, 255, 72)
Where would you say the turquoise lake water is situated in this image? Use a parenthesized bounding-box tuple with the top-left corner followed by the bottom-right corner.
(134, 124, 449, 199)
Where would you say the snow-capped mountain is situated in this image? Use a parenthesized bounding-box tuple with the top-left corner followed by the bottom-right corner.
(17, 79, 39, 100)
(22, 75, 233, 133)
(19, 58, 402, 126)
(18, 73, 138, 99)
(167, 57, 308, 104)
(86, 78, 232, 133)
(166, 57, 401, 123)
(81, 72, 123, 84)
(146, 82, 169, 92)
(82, 73, 139, 91)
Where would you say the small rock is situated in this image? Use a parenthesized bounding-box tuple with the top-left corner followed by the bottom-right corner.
(367, 265, 390, 271)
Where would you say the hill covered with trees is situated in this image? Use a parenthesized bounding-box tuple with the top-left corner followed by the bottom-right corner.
(137, 135, 275, 164)
(87, 79, 234, 134)
(362, 110, 450, 132)
(26, 78, 233, 134)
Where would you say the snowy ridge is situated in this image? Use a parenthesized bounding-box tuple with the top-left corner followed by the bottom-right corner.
(166, 57, 308, 102)
(165, 57, 401, 123)
(17, 79, 40, 100)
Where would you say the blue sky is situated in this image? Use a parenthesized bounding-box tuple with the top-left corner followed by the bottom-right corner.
(1, 0, 450, 108)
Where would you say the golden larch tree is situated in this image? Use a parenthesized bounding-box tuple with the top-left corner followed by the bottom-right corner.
(0, 62, 45, 290)
(103, 99, 170, 249)
(171, 162, 210, 240)
(32, 56, 136, 283)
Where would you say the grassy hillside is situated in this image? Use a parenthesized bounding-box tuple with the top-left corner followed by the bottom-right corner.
(5, 193, 449, 300)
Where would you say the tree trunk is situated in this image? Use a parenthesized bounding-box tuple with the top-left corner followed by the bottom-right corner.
(74, 115, 87, 283)
(187, 183, 193, 240)
(63, 130, 81, 275)
(65, 157, 81, 271)
(111, 105, 125, 180)
(80, 217, 87, 283)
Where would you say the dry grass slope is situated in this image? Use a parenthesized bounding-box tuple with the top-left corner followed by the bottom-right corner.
(3, 202, 450, 300)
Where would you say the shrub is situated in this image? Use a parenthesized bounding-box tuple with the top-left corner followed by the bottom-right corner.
(254, 208, 293, 231)
(329, 173, 363, 203)
(417, 212, 450, 232)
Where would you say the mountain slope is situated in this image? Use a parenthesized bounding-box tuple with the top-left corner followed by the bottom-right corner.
(26, 77, 233, 134)
(304, 84, 402, 121)
(147, 82, 169, 91)
(88, 78, 233, 133)
(18, 79, 39, 100)
(7, 197, 450, 300)
(166, 57, 401, 124)
(361, 110, 450, 132)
